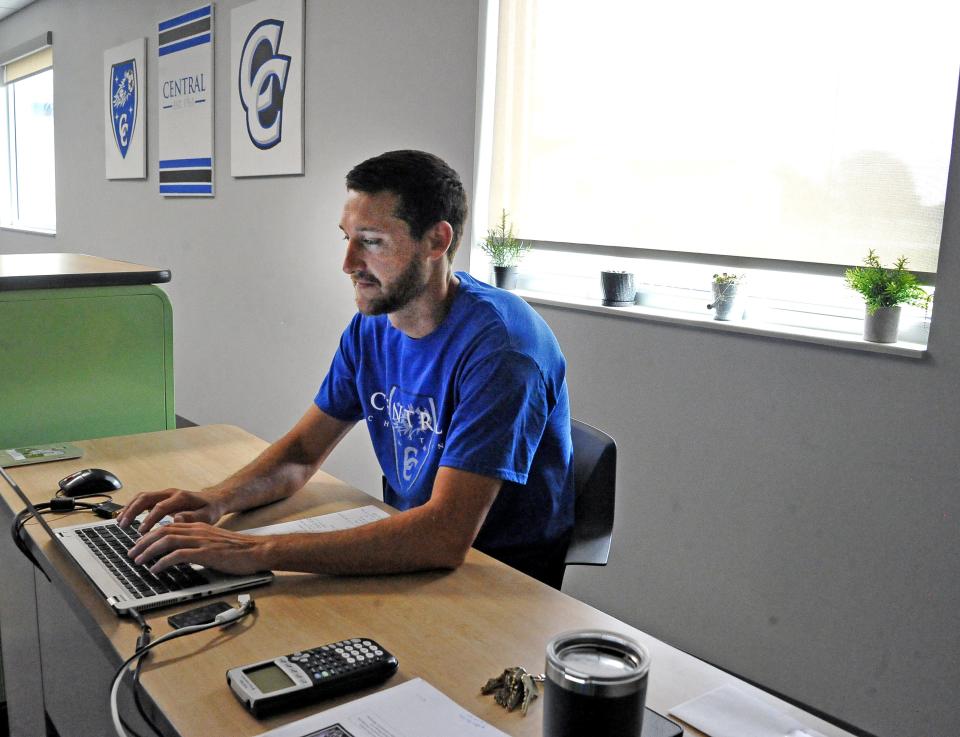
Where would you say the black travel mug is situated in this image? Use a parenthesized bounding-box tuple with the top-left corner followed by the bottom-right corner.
(543, 630, 650, 737)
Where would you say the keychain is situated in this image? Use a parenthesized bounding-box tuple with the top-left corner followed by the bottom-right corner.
(481, 666, 546, 716)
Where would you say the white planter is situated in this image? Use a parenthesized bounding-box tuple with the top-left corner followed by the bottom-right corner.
(863, 305, 901, 343)
(707, 282, 742, 321)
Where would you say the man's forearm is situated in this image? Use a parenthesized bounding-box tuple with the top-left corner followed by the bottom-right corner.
(205, 441, 317, 514)
(257, 505, 472, 575)
(130, 466, 501, 577)
(205, 407, 355, 515)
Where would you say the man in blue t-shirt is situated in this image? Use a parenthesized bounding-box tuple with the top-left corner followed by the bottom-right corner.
(120, 150, 574, 587)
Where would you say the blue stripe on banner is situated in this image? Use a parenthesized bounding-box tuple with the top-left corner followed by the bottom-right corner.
(159, 33, 211, 57)
(159, 158, 212, 169)
(160, 184, 213, 194)
(158, 5, 211, 32)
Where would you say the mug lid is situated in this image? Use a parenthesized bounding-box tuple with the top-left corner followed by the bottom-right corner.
(546, 630, 650, 697)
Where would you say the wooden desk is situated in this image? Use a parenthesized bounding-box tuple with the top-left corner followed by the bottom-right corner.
(0, 426, 855, 737)
(0, 252, 170, 290)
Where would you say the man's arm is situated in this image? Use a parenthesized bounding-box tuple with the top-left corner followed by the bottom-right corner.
(117, 405, 355, 530)
(127, 466, 502, 575)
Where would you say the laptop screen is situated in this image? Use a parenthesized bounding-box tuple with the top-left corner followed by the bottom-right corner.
(0, 465, 62, 540)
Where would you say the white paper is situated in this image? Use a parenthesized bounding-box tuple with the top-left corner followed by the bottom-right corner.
(255, 678, 509, 737)
(244, 505, 389, 536)
(670, 685, 827, 737)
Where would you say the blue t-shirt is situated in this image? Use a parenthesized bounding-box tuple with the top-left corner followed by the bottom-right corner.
(315, 272, 574, 562)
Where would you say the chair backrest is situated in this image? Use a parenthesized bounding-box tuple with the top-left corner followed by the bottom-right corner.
(564, 418, 617, 568)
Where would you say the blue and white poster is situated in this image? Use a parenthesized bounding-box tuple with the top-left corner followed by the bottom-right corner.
(158, 4, 215, 196)
(104, 38, 146, 179)
(230, 0, 304, 177)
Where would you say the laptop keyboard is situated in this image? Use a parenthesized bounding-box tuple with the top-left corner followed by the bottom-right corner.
(76, 522, 208, 599)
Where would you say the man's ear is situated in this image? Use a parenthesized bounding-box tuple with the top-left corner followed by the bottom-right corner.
(425, 221, 454, 261)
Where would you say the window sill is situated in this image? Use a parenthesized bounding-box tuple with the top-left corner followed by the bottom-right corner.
(0, 224, 56, 236)
(515, 288, 928, 359)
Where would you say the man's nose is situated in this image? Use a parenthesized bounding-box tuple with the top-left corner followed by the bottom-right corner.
(342, 239, 363, 274)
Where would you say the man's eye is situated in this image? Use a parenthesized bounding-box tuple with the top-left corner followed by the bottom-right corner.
(362, 238, 382, 248)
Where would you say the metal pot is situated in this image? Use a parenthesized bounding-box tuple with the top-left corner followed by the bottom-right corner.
(863, 305, 901, 343)
(493, 265, 518, 289)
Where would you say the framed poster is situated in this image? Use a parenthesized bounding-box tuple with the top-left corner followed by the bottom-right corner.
(230, 0, 304, 177)
(104, 38, 146, 179)
(157, 4, 214, 196)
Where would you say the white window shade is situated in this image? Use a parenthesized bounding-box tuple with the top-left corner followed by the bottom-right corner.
(3, 46, 51, 84)
(488, 0, 958, 274)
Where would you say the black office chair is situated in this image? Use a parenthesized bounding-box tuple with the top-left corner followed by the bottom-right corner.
(380, 418, 617, 587)
(563, 418, 617, 573)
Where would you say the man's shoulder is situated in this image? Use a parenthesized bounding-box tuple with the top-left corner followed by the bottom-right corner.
(454, 273, 564, 365)
(456, 273, 547, 335)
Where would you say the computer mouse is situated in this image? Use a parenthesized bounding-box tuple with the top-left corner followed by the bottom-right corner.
(58, 468, 123, 497)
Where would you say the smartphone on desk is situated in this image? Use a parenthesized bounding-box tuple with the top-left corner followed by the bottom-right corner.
(643, 708, 684, 737)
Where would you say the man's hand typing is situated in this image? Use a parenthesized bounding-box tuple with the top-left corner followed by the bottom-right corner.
(127, 521, 270, 575)
(117, 488, 227, 532)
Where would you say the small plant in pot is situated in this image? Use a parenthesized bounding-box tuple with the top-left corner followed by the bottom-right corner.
(844, 249, 931, 343)
(480, 209, 529, 289)
(707, 272, 745, 321)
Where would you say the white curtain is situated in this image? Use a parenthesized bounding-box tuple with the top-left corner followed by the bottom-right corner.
(489, 0, 958, 273)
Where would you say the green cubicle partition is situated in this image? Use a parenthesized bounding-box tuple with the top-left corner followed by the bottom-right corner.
(0, 283, 174, 448)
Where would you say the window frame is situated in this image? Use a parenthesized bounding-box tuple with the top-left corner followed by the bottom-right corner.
(470, 0, 946, 352)
(0, 32, 55, 235)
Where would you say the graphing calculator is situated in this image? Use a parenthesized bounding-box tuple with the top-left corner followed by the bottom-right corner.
(226, 637, 399, 717)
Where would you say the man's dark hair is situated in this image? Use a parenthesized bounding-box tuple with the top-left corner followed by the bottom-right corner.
(346, 150, 468, 262)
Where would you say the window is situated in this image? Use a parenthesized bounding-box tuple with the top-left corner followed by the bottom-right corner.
(0, 35, 55, 233)
(474, 1, 953, 347)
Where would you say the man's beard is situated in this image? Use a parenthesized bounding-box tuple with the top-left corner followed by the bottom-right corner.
(354, 256, 426, 315)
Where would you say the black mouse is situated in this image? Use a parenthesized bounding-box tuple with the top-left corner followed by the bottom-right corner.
(58, 468, 123, 497)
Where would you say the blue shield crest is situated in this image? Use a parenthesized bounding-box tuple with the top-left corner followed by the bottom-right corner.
(110, 59, 137, 159)
(384, 387, 442, 492)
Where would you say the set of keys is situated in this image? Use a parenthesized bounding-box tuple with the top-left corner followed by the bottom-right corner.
(481, 666, 545, 716)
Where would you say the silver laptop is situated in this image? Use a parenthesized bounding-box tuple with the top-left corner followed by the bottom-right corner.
(1, 466, 273, 616)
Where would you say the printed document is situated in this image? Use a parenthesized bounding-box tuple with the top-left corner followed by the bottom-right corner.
(670, 685, 827, 737)
(255, 678, 509, 737)
(244, 505, 389, 536)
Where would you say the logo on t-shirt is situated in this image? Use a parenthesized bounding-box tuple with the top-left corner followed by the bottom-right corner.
(370, 387, 443, 491)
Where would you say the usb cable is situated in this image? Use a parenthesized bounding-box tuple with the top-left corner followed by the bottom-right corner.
(110, 594, 256, 737)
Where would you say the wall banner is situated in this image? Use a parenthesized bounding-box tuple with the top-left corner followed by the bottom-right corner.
(104, 38, 146, 179)
(230, 0, 304, 177)
(158, 4, 215, 197)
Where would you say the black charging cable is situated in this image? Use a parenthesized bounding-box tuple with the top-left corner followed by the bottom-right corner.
(125, 609, 160, 737)
(8, 496, 157, 737)
(110, 596, 256, 737)
(10, 498, 103, 581)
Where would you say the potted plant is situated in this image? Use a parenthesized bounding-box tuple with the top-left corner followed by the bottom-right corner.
(707, 272, 744, 321)
(480, 209, 530, 289)
(600, 270, 636, 306)
(844, 249, 931, 343)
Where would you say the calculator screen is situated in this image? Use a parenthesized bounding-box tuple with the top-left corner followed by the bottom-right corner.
(245, 663, 295, 694)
